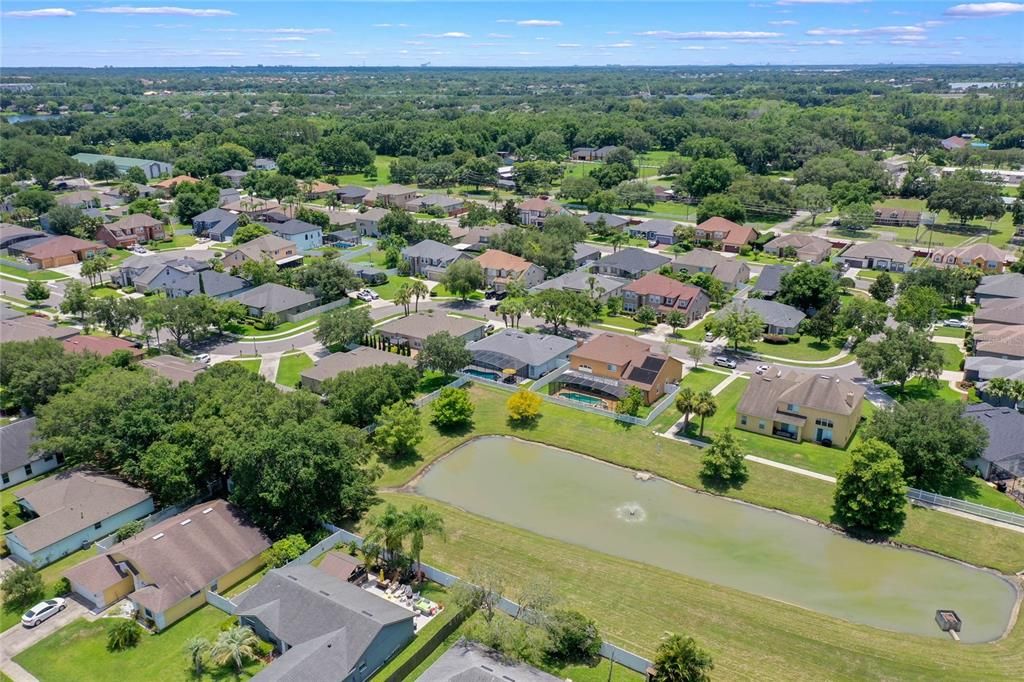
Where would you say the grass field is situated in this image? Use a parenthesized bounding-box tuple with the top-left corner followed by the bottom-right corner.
(149, 234, 197, 251)
(227, 358, 262, 374)
(334, 155, 396, 187)
(939, 342, 965, 371)
(14, 606, 263, 682)
(933, 326, 967, 339)
(227, 316, 317, 338)
(0, 263, 65, 281)
(275, 351, 312, 387)
(89, 286, 121, 298)
(377, 492, 1024, 682)
(882, 377, 965, 403)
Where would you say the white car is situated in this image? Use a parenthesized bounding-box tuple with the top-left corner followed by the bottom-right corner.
(22, 598, 66, 627)
(942, 319, 967, 328)
(714, 356, 737, 370)
(755, 364, 770, 375)
(193, 353, 211, 365)
(704, 331, 716, 342)
(355, 290, 373, 302)
(364, 289, 380, 300)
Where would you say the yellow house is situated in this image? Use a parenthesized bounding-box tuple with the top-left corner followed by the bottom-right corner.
(930, 243, 1009, 274)
(65, 499, 269, 631)
(735, 370, 866, 447)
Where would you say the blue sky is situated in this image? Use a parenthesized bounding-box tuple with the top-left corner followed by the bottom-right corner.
(2, 1, 1022, 67)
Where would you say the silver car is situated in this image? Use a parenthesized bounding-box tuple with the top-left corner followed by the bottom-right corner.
(22, 598, 66, 627)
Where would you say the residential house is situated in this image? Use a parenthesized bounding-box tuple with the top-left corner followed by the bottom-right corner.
(101, 183, 157, 204)
(591, 145, 619, 161)
(627, 219, 678, 246)
(4, 469, 153, 567)
(300, 347, 416, 393)
(694, 217, 758, 253)
(838, 242, 914, 272)
(873, 206, 921, 227)
(222, 235, 301, 270)
(622, 272, 711, 324)
(419, 640, 561, 682)
(453, 223, 514, 253)
(229, 283, 318, 319)
(268, 219, 323, 252)
(975, 273, 1024, 303)
(570, 147, 597, 161)
(964, 356, 1024, 384)
(311, 209, 357, 230)
(0, 316, 80, 343)
(235, 564, 415, 682)
(71, 153, 171, 179)
(63, 335, 144, 360)
(763, 234, 832, 264)
(402, 239, 469, 280)
(305, 180, 340, 200)
(220, 169, 248, 187)
(219, 187, 242, 206)
(718, 299, 806, 336)
(581, 212, 629, 231)
(7, 235, 105, 268)
(55, 190, 113, 209)
(573, 242, 602, 266)
(337, 185, 370, 204)
(975, 299, 1024, 327)
(405, 194, 465, 216)
(97, 213, 166, 248)
(736, 370, 866, 447)
(220, 197, 280, 216)
(466, 329, 576, 379)
(517, 197, 566, 227)
(325, 229, 361, 247)
(751, 264, 793, 299)
(671, 248, 753, 290)
(51, 176, 93, 191)
(113, 255, 211, 292)
(366, 184, 417, 208)
(153, 175, 199, 191)
(377, 312, 486, 350)
(65, 500, 269, 631)
(552, 333, 682, 409)
(592, 248, 671, 280)
(930, 243, 1010, 273)
(354, 267, 387, 285)
(963, 404, 1024, 496)
(941, 136, 969, 150)
(530, 271, 627, 303)
(355, 208, 390, 237)
(475, 249, 546, 291)
(652, 185, 674, 202)
(0, 418, 64, 490)
(140, 355, 207, 385)
(253, 158, 277, 171)
(166, 271, 249, 300)
(191, 207, 239, 242)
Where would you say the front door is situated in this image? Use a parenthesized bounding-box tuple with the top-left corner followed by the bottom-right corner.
(815, 427, 832, 442)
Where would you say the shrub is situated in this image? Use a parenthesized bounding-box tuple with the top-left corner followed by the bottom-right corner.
(116, 519, 145, 542)
(739, 244, 753, 256)
(787, 334, 802, 343)
(507, 389, 542, 423)
(262, 534, 310, 568)
(839, 276, 856, 289)
(53, 577, 71, 597)
(544, 609, 602, 664)
(1, 565, 43, 610)
(762, 334, 789, 345)
(431, 386, 475, 428)
(107, 619, 143, 651)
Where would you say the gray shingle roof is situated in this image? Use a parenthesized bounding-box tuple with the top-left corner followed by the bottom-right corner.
(301, 347, 415, 386)
(419, 640, 561, 682)
(468, 329, 576, 369)
(270, 219, 321, 237)
(581, 212, 628, 228)
(402, 239, 463, 262)
(720, 298, 806, 329)
(975, 273, 1024, 300)
(753, 264, 793, 296)
(530, 270, 627, 296)
(237, 564, 413, 681)
(229, 283, 316, 315)
(965, 403, 1024, 476)
(630, 219, 677, 237)
(172, 271, 249, 298)
(674, 248, 727, 270)
(841, 242, 914, 263)
(573, 242, 601, 261)
(739, 372, 865, 422)
(377, 313, 485, 341)
(0, 418, 42, 475)
(596, 247, 671, 274)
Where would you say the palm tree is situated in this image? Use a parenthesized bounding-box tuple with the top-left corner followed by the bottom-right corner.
(609, 231, 628, 253)
(489, 190, 500, 210)
(985, 377, 1013, 406)
(410, 279, 429, 312)
(210, 626, 260, 673)
(693, 390, 718, 438)
(184, 636, 210, 676)
(142, 308, 166, 348)
(675, 387, 698, 434)
(652, 633, 713, 682)
(497, 297, 526, 328)
(394, 284, 413, 316)
(401, 503, 446, 576)
(366, 503, 407, 569)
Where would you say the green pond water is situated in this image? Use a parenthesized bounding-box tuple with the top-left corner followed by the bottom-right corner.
(416, 437, 1017, 642)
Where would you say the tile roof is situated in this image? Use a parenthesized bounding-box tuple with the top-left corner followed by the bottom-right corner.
(518, 197, 561, 212)
(12, 469, 151, 553)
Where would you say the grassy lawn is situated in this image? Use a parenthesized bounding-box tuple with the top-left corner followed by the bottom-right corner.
(149, 234, 197, 251)
(745, 336, 843, 362)
(89, 286, 121, 298)
(369, 275, 419, 301)
(871, 198, 1019, 248)
(379, 493, 1024, 682)
(428, 284, 483, 300)
(382, 384, 1024, 575)
(595, 314, 648, 331)
(1, 547, 95, 632)
(938, 342, 965, 372)
(227, 358, 262, 374)
(417, 371, 455, 395)
(0, 263, 65, 281)
(14, 605, 263, 682)
(933, 326, 967, 339)
(333, 155, 395, 187)
(882, 378, 965, 403)
(275, 351, 312, 387)
(351, 249, 390, 267)
(649, 368, 729, 432)
(586, 233, 649, 248)
(226, 316, 317, 338)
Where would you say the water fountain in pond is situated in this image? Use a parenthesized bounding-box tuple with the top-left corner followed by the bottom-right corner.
(615, 502, 647, 523)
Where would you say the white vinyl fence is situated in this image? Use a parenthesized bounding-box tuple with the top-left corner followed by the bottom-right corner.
(907, 488, 1024, 528)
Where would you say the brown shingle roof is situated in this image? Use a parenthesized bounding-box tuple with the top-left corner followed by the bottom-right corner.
(20, 235, 103, 259)
(63, 335, 144, 358)
(624, 272, 703, 301)
(738, 371, 865, 422)
(475, 249, 534, 273)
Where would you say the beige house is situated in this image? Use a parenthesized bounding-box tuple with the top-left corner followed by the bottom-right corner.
(929, 243, 1010, 274)
(376, 312, 486, 350)
(475, 249, 546, 291)
(762, 233, 833, 264)
(365, 184, 417, 208)
(65, 499, 269, 631)
(736, 371, 865, 447)
(222, 234, 301, 269)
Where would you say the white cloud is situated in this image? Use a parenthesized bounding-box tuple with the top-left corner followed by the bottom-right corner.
(557, 43, 582, 48)
(805, 39, 845, 44)
(86, 6, 235, 17)
(769, 20, 799, 25)
(487, 33, 512, 39)
(638, 30, 783, 40)
(418, 32, 470, 39)
(514, 51, 539, 55)
(516, 19, 561, 27)
(608, 41, 634, 48)
(372, 23, 392, 28)
(944, 3, 1024, 17)
(3, 7, 74, 17)
(806, 25, 925, 35)
(206, 27, 329, 34)
(403, 41, 425, 46)
(269, 36, 306, 42)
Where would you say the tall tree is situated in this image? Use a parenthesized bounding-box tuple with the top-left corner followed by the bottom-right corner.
(706, 307, 763, 351)
(927, 170, 1006, 226)
(693, 390, 718, 438)
(868, 272, 895, 302)
(832, 439, 908, 536)
(401, 503, 446, 576)
(440, 259, 485, 301)
(856, 325, 942, 390)
(700, 429, 748, 488)
(417, 331, 472, 376)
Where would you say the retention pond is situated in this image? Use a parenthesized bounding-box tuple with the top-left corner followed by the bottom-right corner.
(415, 436, 1017, 642)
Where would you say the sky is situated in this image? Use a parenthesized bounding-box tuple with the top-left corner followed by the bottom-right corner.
(2, 1, 1023, 68)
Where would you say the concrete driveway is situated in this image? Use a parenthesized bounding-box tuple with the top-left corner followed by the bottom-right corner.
(0, 596, 92, 662)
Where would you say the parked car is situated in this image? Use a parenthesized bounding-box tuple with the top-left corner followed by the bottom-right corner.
(22, 598, 65, 628)
(755, 364, 770, 375)
(714, 356, 737, 369)
(942, 319, 967, 328)
(484, 290, 496, 299)
(355, 290, 374, 302)
(489, 303, 499, 312)
(361, 288, 380, 300)
(704, 331, 716, 342)
(193, 353, 210, 365)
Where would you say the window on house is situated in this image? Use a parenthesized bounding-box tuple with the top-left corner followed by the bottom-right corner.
(740, 416, 747, 426)
(786, 404, 799, 413)
(815, 418, 834, 428)
(758, 421, 766, 430)
(23, 464, 32, 476)
(94, 522, 102, 529)
(607, 364, 618, 372)
(1, 473, 9, 485)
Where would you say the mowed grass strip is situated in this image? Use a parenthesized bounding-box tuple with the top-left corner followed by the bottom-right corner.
(275, 351, 313, 387)
(377, 494, 1024, 682)
(384, 384, 1024, 575)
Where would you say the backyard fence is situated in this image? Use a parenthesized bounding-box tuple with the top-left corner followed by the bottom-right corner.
(282, 295, 349, 323)
(323, 524, 654, 675)
(205, 590, 237, 615)
(0, 254, 40, 271)
(907, 488, 1024, 528)
(414, 374, 471, 408)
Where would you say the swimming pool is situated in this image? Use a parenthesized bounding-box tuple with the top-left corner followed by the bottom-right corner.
(464, 368, 501, 382)
(560, 391, 607, 407)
